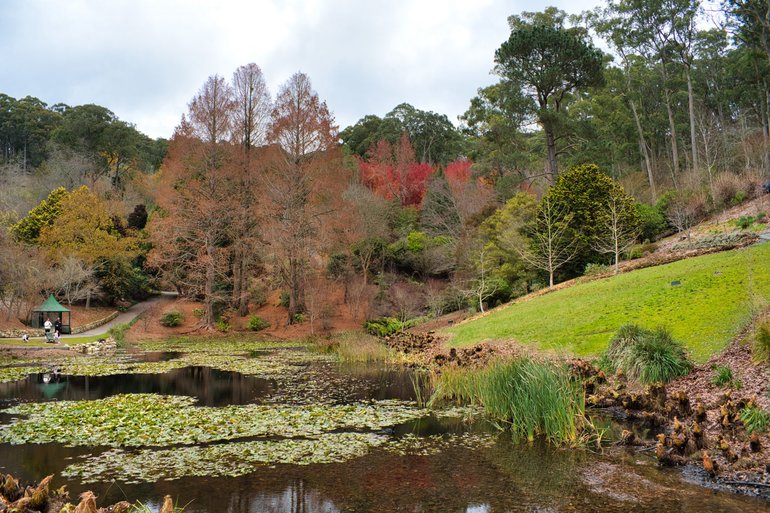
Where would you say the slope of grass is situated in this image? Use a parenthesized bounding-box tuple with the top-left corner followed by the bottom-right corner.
(446, 243, 770, 363)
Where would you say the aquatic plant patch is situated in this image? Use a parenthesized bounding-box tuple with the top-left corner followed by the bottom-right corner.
(0, 366, 47, 383)
(137, 336, 309, 353)
(428, 358, 587, 446)
(63, 432, 389, 483)
(0, 394, 428, 447)
(57, 359, 187, 377)
(383, 432, 497, 457)
(48, 349, 330, 380)
(62, 432, 499, 483)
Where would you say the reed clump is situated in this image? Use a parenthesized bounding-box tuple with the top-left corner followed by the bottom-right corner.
(314, 332, 394, 362)
(429, 357, 586, 445)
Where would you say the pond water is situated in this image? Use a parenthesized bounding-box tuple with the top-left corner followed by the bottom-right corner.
(0, 347, 767, 513)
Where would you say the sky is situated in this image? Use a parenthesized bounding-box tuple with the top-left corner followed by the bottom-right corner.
(1, 0, 606, 140)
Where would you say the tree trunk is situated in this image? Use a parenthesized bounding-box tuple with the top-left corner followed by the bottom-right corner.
(629, 98, 656, 200)
(544, 124, 558, 183)
(287, 257, 305, 324)
(664, 87, 680, 180)
(764, 78, 770, 172)
(686, 67, 698, 171)
(232, 245, 246, 316)
(204, 241, 216, 328)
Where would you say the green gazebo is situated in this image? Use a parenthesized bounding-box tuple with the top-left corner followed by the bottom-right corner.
(31, 295, 71, 334)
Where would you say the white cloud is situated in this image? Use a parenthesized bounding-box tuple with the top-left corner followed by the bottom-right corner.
(0, 0, 605, 139)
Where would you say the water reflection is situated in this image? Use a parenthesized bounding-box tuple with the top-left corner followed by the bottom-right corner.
(0, 367, 274, 406)
(87, 441, 768, 513)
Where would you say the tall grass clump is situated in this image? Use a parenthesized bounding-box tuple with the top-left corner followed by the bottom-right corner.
(429, 357, 585, 445)
(313, 332, 393, 362)
(604, 324, 692, 384)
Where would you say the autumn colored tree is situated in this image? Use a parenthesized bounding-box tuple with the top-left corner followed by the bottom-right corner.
(0, 228, 54, 321)
(230, 64, 272, 316)
(187, 74, 234, 145)
(148, 75, 239, 327)
(421, 159, 496, 239)
(38, 186, 136, 264)
(37, 186, 140, 303)
(359, 133, 437, 206)
(266, 72, 343, 324)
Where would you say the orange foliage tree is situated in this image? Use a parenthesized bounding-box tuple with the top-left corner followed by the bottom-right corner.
(147, 75, 241, 328)
(266, 72, 346, 324)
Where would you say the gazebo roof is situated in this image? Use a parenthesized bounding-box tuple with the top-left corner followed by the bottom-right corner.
(32, 294, 70, 313)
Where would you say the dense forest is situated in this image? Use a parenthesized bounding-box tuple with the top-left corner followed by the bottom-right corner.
(1, 0, 768, 329)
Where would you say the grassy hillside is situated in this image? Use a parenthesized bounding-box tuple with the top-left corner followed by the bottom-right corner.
(446, 242, 770, 363)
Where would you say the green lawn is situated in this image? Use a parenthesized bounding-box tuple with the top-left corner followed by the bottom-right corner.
(446, 242, 770, 363)
(0, 334, 105, 347)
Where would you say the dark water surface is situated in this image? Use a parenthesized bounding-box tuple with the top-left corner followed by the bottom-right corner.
(0, 349, 767, 513)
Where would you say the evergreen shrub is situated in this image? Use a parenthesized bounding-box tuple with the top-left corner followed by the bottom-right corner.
(247, 315, 270, 332)
(160, 311, 184, 327)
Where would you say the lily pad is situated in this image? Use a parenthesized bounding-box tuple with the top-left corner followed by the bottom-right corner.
(62, 432, 388, 483)
(0, 394, 428, 447)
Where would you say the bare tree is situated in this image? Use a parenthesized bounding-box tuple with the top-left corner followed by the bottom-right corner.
(463, 244, 499, 313)
(665, 192, 704, 241)
(517, 195, 576, 288)
(342, 184, 390, 287)
(0, 230, 53, 321)
(389, 282, 424, 322)
(592, 195, 639, 273)
(52, 256, 99, 306)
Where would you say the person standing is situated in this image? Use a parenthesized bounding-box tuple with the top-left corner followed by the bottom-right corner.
(54, 318, 62, 337)
(44, 317, 52, 336)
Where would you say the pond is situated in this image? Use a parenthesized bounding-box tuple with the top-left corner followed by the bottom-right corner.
(0, 345, 767, 513)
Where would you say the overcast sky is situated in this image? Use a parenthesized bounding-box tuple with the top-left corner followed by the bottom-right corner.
(1, 0, 605, 140)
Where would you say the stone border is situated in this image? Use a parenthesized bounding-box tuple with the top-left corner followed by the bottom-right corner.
(0, 311, 119, 339)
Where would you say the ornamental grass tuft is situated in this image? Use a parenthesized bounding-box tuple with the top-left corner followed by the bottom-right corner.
(604, 324, 692, 384)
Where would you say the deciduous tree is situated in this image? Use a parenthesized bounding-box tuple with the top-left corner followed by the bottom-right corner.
(148, 75, 239, 326)
(230, 63, 272, 316)
(266, 72, 342, 324)
(592, 192, 640, 273)
(519, 194, 576, 288)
